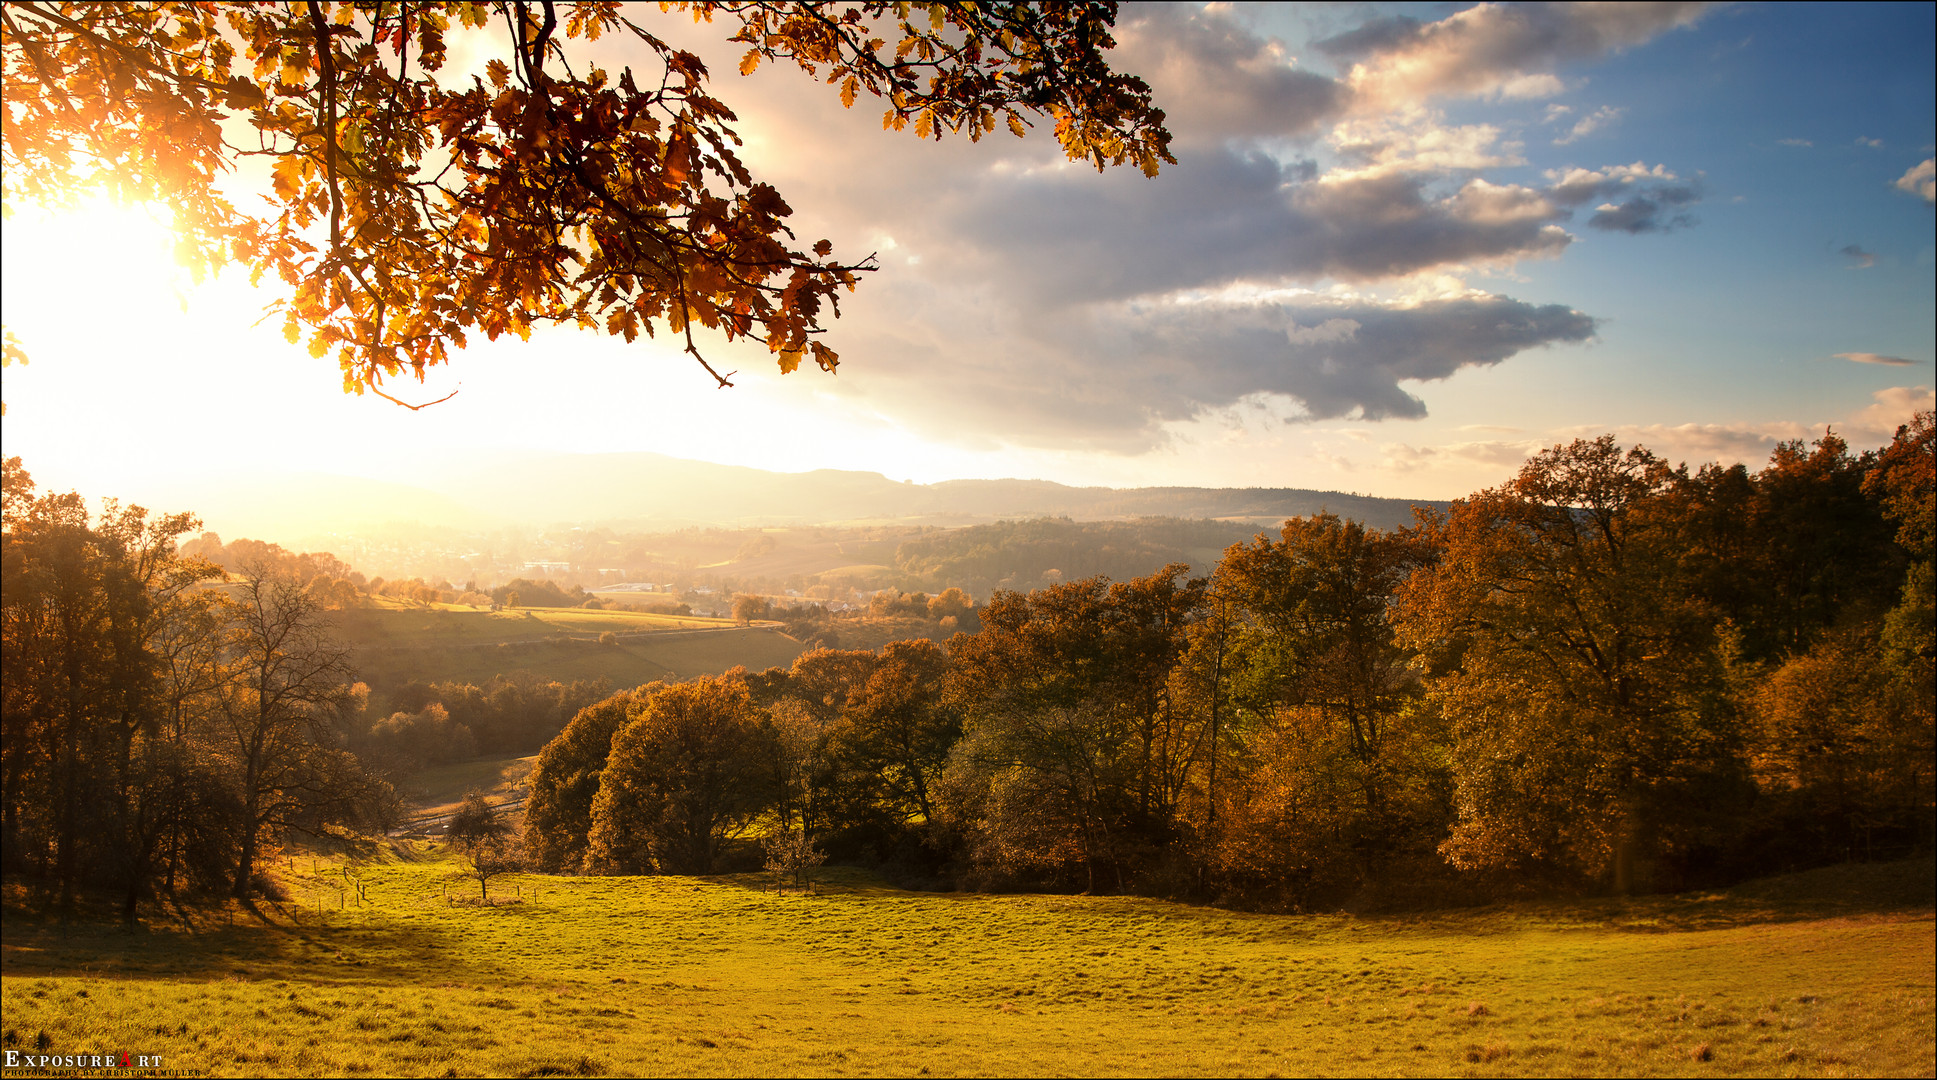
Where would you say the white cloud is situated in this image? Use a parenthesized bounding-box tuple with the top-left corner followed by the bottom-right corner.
(1331, 2, 1710, 111)
(518, 4, 1720, 457)
(1895, 158, 1936, 203)
(1835, 351, 1914, 366)
(1554, 105, 1625, 145)
(1381, 438, 1543, 472)
(1848, 386, 1937, 440)
(1327, 109, 1524, 178)
(1369, 388, 1934, 492)
(1495, 72, 1567, 100)
(929, 154, 1576, 308)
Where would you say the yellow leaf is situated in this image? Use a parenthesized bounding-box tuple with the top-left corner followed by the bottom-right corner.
(1007, 113, 1027, 139)
(841, 76, 858, 109)
(739, 49, 761, 76)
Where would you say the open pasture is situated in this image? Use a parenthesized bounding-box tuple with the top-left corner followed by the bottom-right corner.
(347, 604, 733, 642)
(336, 606, 804, 688)
(2, 857, 1930, 1077)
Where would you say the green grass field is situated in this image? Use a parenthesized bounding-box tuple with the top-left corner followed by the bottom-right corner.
(336, 606, 805, 688)
(3, 856, 1930, 1077)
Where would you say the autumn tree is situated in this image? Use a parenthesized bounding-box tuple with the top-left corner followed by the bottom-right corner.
(926, 586, 973, 622)
(0, 459, 237, 916)
(1395, 438, 1749, 892)
(1866, 411, 1935, 667)
(1742, 413, 1937, 862)
(1665, 434, 1903, 664)
(945, 566, 1204, 891)
(826, 637, 956, 826)
(1206, 513, 1443, 902)
(584, 674, 773, 874)
(0, 2, 1171, 399)
(761, 823, 825, 891)
(731, 593, 771, 626)
(521, 683, 659, 872)
(1750, 630, 1933, 861)
(361, 702, 478, 778)
(0, 461, 318, 917)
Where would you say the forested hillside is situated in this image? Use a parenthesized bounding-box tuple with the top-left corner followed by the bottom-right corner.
(4, 418, 1930, 914)
(523, 422, 1935, 905)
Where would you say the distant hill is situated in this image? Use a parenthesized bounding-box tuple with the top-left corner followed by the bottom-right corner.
(140, 450, 1445, 539)
(419, 451, 1444, 530)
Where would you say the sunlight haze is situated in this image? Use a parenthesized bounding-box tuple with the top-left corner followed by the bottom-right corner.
(3, 1, 1931, 531)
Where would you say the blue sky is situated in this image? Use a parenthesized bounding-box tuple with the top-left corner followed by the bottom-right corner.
(2, 2, 1932, 520)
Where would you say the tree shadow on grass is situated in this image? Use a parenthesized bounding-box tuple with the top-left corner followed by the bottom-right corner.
(1, 889, 508, 989)
(1420, 856, 1937, 935)
(702, 856, 1937, 937)
(706, 865, 1006, 901)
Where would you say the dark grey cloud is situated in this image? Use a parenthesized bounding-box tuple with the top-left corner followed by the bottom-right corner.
(1314, 16, 1427, 63)
(1546, 165, 1702, 233)
(834, 288, 1598, 448)
(1840, 244, 1876, 268)
(1112, 4, 1346, 144)
(1584, 188, 1700, 233)
(621, 5, 1677, 449)
(938, 149, 1571, 308)
(1120, 294, 1600, 422)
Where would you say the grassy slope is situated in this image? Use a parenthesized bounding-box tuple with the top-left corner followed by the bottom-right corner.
(2, 859, 1930, 1078)
(338, 605, 805, 687)
(346, 603, 735, 642)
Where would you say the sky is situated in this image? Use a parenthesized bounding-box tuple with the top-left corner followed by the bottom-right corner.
(2, 1, 1933, 519)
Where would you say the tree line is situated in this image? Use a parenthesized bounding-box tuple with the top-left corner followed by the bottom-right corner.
(523, 422, 1934, 904)
(4, 419, 1929, 914)
(2, 460, 393, 915)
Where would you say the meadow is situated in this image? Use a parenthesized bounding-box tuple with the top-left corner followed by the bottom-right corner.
(2, 854, 1930, 1077)
(336, 605, 805, 687)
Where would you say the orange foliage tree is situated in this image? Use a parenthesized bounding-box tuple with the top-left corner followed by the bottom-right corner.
(0, 1, 1170, 401)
